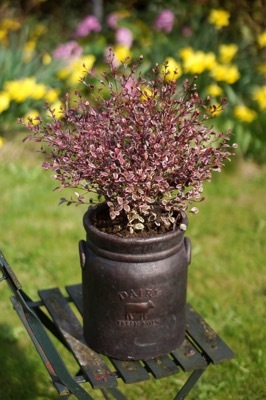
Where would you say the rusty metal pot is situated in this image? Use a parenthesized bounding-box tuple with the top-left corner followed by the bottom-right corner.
(79, 204, 191, 360)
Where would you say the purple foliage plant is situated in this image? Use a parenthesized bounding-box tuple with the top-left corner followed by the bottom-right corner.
(22, 51, 236, 235)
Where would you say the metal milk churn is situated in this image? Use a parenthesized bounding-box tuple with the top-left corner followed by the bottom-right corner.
(80, 204, 191, 360)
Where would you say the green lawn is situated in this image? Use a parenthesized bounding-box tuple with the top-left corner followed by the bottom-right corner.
(0, 137, 265, 400)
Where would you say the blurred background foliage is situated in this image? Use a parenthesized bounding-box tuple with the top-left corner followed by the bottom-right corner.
(0, 2, 266, 399)
(0, 0, 265, 162)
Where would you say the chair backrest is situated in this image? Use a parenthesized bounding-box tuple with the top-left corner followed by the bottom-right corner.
(0, 251, 22, 293)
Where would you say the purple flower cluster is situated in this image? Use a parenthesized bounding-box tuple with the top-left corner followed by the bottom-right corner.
(115, 27, 133, 47)
(154, 9, 175, 33)
(74, 15, 101, 38)
(53, 40, 83, 61)
(107, 12, 122, 29)
(106, 12, 134, 48)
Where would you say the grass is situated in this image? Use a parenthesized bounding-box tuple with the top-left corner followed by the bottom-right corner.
(0, 135, 265, 400)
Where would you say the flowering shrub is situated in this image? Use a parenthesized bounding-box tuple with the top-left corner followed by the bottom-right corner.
(0, 2, 265, 162)
(22, 54, 236, 235)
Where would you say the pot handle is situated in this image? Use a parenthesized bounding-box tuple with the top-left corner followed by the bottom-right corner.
(184, 237, 191, 265)
(79, 240, 87, 270)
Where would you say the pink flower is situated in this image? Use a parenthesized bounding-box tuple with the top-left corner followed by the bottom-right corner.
(53, 40, 83, 60)
(154, 9, 175, 33)
(115, 27, 133, 47)
(74, 15, 101, 38)
(107, 12, 120, 29)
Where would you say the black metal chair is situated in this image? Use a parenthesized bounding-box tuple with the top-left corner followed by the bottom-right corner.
(0, 251, 234, 400)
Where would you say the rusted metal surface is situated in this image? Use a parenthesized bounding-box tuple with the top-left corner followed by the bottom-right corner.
(39, 288, 117, 389)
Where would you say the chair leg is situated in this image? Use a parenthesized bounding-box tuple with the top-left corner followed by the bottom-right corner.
(102, 388, 128, 400)
(11, 294, 93, 400)
(173, 369, 206, 400)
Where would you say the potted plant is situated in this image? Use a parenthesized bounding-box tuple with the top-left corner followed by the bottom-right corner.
(22, 51, 236, 360)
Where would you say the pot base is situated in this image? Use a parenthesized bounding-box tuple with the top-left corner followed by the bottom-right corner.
(83, 314, 186, 361)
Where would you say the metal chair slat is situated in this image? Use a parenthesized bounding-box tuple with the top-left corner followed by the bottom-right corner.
(185, 304, 235, 364)
(39, 288, 117, 389)
(66, 284, 83, 314)
(111, 359, 150, 384)
(144, 355, 179, 378)
(171, 337, 207, 371)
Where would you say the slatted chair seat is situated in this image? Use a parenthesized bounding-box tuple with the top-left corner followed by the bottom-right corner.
(0, 251, 234, 400)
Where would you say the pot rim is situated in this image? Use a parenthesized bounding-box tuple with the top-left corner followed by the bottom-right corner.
(83, 203, 188, 245)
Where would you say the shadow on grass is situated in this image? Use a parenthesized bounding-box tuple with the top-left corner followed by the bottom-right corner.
(0, 323, 53, 400)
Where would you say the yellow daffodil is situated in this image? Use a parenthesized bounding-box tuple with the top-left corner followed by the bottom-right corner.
(252, 86, 266, 110)
(49, 101, 63, 119)
(180, 49, 216, 74)
(211, 64, 240, 84)
(4, 77, 48, 102)
(0, 17, 21, 42)
(58, 55, 96, 85)
(57, 67, 70, 80)
(0, 91, 10, 113)
(219, 44, 238, 64)
(24, 109, 40, 125)
(113, 45, 132, 66)
(4, 80, 27, 102)
(207, 84, 223, 97)
(0, 136, 4, 148)
(69, 55, 96, 85)
(179, 47, 193, 60)
(161, 57, 182, 81)
(140, 86, 153, 101)
(32, 23, 47, 38)
(209, 103, 223, 117)
(23, 40, 37, 62)
(31, 83, 47, 100)
(45, 88, 60, 103)
(0, 18, 21, 31)
(208, 9, 230, 29)
(257, 31, 266, 48)
(0, 18, 20, 45)
(113, 10, 130, 19)
(234, 105, 257, 123)
(42, 53, 52, 65)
